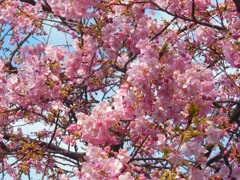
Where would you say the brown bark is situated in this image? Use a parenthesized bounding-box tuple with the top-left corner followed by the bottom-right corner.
(3, 133, 85, 162)
(233, 0, 240, 12)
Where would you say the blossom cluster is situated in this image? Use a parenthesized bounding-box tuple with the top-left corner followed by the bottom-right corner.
(0, 0, 239, 179)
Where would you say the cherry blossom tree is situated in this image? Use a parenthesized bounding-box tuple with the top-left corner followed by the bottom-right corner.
(0, 0, 240, 179)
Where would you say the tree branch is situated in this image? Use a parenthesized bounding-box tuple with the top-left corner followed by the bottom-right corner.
(233, 0, 240, 12)
(229, 102, 240, 124)
(4, 32, 31, 73)
(20, 0, 53, 12)
(149, 0, 227, 31)
(3, 133, 85, 162)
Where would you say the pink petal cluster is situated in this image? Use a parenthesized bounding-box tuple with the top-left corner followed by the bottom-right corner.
(0, 0, 240, 179)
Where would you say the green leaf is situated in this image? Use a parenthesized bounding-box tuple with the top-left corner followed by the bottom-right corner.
(188, 102, 200, 118)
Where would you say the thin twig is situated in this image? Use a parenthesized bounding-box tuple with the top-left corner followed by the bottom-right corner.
(8, 32, 31, 63)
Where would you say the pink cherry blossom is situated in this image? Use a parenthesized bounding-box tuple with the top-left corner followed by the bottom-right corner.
(182, 140, 207, 158)
(205, 126, 223, 145)
(0, 134, 3, 141)
(219, 165, 230, 179)
(236, 142, 240, 153)
(0, 0, 240, 179)
(167, 151, 183, 166)
(118, 172, 134, 180)
(232, 165, 240, 179)
(189, 167, 209, 180)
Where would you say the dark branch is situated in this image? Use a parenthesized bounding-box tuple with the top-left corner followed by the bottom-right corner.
(8, 32, 31, 63)
(233, 0, 240, 12)
(20, 0, 53, 12)
(20, 0, 36, 6)
(3, 133, 85, 162)
(229, 102, 240, 124)
(206, 153, 223, 167)
(149, 0, 227, 31)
